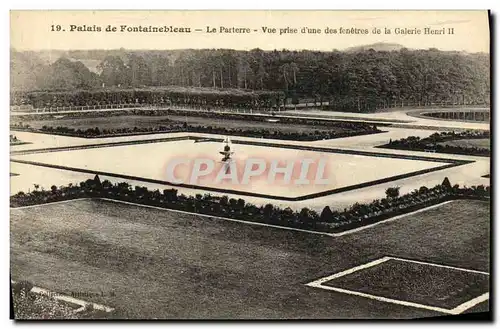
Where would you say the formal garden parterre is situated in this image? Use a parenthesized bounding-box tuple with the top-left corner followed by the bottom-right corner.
(10, 175, 490, 234)
(379, 130, 490, 156)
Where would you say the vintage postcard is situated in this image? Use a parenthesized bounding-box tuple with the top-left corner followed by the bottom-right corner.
(9, 10, 491, 320)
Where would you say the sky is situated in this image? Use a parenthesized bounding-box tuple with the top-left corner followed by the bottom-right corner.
(10, 10, 490, 53)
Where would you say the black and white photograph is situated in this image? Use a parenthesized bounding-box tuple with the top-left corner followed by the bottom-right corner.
(8, 10, 491, 320)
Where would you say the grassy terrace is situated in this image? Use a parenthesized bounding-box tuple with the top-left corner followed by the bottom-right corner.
(379, 131, 490, 157)
(13, 114, 352, 135)
(11, 107, 383, 142)
(437, 138, 490, 150)
(321, 258, 489, 311)
(11, 198, 490, 319)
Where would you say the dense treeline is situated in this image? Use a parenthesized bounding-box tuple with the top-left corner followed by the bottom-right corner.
(11, 47, 490, 111)
(381, 130, 490, 156)
(11, 86, 285, 111)
(10, 176, 490, 234)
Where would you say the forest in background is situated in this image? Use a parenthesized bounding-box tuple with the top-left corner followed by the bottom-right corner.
(10, 46, 490, 112)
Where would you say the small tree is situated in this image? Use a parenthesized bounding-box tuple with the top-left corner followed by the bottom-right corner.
(220, 195, 229, 206)
(419, 186, 429, 194)
(442, 177, 452, 190)
(385, 186, 400, 199)
(320, 206, 333, 222)
(93, 174, 102, 189)
(237, 198, 245, 209)
(229, 198, 238, 209)
(299, 208, 314, 222)
(263, 204, 274, 221)
(163, 188, 178, 202)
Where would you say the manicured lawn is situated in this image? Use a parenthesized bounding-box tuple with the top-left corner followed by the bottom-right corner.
(438, 138, 490, 150)
(10, 198, 490, 319)
(16, 114, 350, 135)
(17, 115, 175, 131)
(167, 115, 342, 133)
(323, 258, 489, 310)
